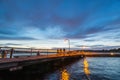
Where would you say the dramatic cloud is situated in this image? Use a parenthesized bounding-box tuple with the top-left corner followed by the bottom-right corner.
(0, 36, 37, 40)
(0, 0, 120, 49)
(0, 43, 22, 46)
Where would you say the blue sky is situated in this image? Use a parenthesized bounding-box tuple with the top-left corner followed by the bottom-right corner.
(0, 0, 120, 50)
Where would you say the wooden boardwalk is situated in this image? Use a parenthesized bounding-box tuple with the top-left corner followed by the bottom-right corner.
(0, 52, 119, 64)
(0, 47, 119, 71)
(0, 53, 80, 63)
(0, 53, 82, 71)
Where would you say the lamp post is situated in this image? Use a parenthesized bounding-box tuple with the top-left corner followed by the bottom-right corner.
(64, 39, 70, 52)
(31, 48, 32, 56)
(82, 46, 86, 57)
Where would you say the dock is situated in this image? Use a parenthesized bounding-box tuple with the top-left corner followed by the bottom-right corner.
(0, 47, 119, 72)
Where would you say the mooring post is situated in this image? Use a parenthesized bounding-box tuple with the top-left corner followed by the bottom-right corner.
(63, 48, 65, 56)
(37, 50, 40, 56)
(1, 50, 7, 58)
(0, 48, 1, 58)
(47, 49, 48, 57)
(10, 48, 14, 58)
(31, 48, 32, 56)
(57, 49, 58, 54)
(57, 49, 59, 56)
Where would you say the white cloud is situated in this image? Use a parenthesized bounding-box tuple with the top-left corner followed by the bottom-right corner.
(22, 26, 66, 39)
(45, 26, 66, 38)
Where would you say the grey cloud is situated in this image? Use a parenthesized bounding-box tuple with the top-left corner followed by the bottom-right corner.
(84, 39, 96, 42)
(91, 46, 120, 50)
(0, 43, 22, 46)
(5, 43, 22, 45)
(75, 45, 89, 47)
(0, 36, 37, 40)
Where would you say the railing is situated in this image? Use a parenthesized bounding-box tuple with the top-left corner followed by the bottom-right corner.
(0, 47, 58, 58)
(0, 47, 77, 59)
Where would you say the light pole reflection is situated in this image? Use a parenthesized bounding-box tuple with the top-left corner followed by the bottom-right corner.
(83, 57, 91, 80)
(61, 68, 70, 80)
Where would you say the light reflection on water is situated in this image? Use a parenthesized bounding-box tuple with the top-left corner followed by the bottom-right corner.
(60, 68, 70, 80)
(44, 57, 120, 80)
(0, 56, 120, 80)
(83, 57, 90, 75)
(60, 58, 91, 80)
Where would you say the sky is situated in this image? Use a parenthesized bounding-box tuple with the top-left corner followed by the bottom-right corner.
(0, 0, 120, 50)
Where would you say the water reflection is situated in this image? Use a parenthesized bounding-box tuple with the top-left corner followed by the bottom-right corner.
(83, 57, 90, 75)
(60, 68, 70, 80)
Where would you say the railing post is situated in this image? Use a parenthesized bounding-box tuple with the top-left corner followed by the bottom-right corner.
(31, 48, 32, 56)
(1, 50, 7, 58)
(46, 49, 48, 57)
(37, 50, 40, 56)
(0, 48, 1, 58)
(57, 49, 59, 56)
(10, 48, 14, 58)
(63, 48, 65, 56)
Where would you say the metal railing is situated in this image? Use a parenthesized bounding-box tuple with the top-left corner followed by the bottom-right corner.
(0, 47, 57, 58)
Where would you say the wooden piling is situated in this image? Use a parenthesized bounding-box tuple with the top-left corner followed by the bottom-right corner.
(1, 50, 7, 58)
(10, 48, 14, 58)
(37, 51, 40, 56)
(31, 48, 32, 56)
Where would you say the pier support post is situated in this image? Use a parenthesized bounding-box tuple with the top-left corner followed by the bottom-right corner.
(47, 49, 48, 57)
(1, 50, 7, 58)
(0, 48, 1, 58)
(37, 51, 40, 56)
(63, 48, 65, 56)
(10, 48, 14, 58)
(31, 48, 32, 56)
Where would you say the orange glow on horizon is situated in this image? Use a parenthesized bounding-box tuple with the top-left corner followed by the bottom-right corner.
(110, 53, 114, 56)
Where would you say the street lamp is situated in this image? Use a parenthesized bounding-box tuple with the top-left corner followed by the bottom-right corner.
(64, 39, 70, 52)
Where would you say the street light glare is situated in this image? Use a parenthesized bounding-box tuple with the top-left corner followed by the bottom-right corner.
(64, 39, 70, 52)
(64, 39, 68, 42)
(64, 39, 70, 43)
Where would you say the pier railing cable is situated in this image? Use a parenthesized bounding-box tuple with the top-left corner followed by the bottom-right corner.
(0, 47, 58, 58)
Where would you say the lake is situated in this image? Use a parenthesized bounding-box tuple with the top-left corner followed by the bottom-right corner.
(0, 57, 120, 80)
(43, 57, 120, 80)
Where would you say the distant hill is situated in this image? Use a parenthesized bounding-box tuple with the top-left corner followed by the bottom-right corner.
(78, 48, 120, 53)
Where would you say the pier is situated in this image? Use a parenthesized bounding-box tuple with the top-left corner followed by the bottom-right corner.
(0, 47, 120, 72)
(0, 47, 83, 72)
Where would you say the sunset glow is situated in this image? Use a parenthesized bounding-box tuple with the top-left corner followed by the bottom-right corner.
(0, 0, 120, 50)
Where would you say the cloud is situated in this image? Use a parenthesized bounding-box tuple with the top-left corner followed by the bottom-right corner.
(67, 16, 120, 39)
(91, 46, 120, 50)
(75, 45, 87, 47)
(0, 0, 120, 49)
(45, 26, 66, 39)
(1, 0, 120, 39)
(0, 28, 18, 35)
(74, 44, 120, 50)
(0, 43, 22, 46)
(5, 43, 22, 45)
(22, 26, 67, 39)
(84, 39, 96, 42)
(0, 36, 37, 40)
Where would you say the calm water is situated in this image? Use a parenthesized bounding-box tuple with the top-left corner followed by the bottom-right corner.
(1, 57, 120, 80)
(43, 57, 120, 80)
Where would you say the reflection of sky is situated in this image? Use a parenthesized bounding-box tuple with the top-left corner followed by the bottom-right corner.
(0, 0, 120, 49)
